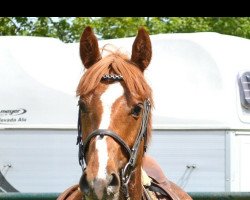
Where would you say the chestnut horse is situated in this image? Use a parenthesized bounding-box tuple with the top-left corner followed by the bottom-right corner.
(58, 27, 192, 200)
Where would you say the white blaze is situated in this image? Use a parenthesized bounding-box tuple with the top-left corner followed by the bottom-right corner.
(96, 83, 123, 179)
(96, 136, 108, 179)
(99, 83, 123, 129)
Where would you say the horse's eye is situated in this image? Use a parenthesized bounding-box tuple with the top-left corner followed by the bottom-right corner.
(78, 100, 88, 113)
(131, 104, 143, 117)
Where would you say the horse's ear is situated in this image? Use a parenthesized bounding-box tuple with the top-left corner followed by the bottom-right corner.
(131, 28, 152, 72)
(80, 26, 101, 69)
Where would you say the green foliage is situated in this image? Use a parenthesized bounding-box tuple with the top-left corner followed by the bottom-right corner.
(93, 17, 147, 39)
(1, 17, 250, 42)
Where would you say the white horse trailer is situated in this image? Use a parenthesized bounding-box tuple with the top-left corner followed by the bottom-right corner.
(0, 33, 250, 193)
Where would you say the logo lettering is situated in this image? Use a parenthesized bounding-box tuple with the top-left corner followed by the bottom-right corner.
(0, 109, 27, 116)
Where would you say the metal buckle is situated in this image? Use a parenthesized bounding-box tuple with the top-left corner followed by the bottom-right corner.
(78, 142, 86, 170)
(121, 163, 133, 199)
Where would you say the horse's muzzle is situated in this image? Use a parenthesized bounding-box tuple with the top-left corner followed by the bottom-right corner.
(79, 171, 120, 199)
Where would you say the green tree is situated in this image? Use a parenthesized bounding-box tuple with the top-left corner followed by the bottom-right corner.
(1, 17, 250, 42)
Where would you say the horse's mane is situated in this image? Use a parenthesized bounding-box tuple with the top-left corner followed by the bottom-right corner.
(76, 50, 153, 104)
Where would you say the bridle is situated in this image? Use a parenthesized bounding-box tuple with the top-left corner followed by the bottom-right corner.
(76, 74, 151, 199)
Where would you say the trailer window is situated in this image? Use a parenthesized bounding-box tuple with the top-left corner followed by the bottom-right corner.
(239, 72, 250, 109)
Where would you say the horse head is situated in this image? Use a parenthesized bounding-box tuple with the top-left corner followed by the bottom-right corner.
(77, 26, 153, 200)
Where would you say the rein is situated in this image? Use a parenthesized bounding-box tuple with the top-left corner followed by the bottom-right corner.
(76, 74, 151, 199)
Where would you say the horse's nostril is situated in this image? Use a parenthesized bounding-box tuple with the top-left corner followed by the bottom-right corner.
(109, 173, 120, 187)
(79, 173, 89, 194)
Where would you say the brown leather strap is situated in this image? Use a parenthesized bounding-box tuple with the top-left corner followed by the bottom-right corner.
(143, 155, 192, 200)
(143, 155, 168, 184)
(143, 156, 176, 199)
(148, 181, 178, 200)
(57, 184, 82, 200)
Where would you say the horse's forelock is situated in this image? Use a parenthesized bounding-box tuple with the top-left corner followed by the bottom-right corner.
(77, 51, 152, 102)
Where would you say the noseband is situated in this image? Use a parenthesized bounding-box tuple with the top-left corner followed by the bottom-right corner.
(76, 74, 151, 199)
